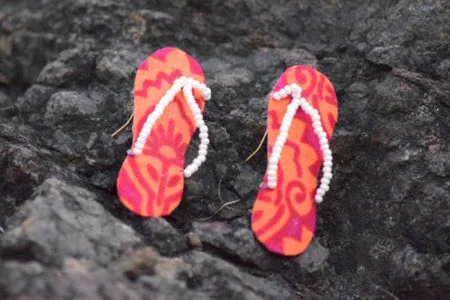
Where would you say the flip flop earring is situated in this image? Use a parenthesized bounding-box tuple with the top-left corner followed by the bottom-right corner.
(251, 66, 338, 256)
(117, 47, 211, 217)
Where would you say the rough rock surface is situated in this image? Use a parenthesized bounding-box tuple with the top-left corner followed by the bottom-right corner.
(0, 0, 449, 299)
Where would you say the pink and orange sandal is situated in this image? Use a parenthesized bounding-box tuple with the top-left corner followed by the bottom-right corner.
(251, 66, 338, 256)
(117, 47, 211, 217)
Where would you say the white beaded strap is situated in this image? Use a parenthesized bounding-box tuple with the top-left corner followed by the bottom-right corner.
(127, 76, 211, 178)
(268, 83, 332, 204)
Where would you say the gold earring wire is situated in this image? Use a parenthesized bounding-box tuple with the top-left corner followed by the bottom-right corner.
(111, 113, 134, 137)
(245, 129, 268, 162)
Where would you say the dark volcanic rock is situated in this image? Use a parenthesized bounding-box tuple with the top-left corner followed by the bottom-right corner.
(0, 0, 449, 299)
(1, 178, 141, 266)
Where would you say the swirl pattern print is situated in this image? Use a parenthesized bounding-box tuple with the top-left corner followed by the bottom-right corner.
(251, 66, 338, 256)
(117, 48, 207, 217)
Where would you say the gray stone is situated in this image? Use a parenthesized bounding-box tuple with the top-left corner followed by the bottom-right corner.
(0, 92, 15, 118)
(192, 217, 330, 279)
(37, 48, 96, 87)
(294, 240, 329, 273)
(426, 150, 450, 177)
(1, 178, 141, 266)
(96, 49, 147, 90)
(142, 218, 188, 255)
(182, 250, 298, 300)
(192, 218, 271, 268)
(44, 91, 98, 126)
(17, 85, 56, 125)
(0, 0, 449, 299)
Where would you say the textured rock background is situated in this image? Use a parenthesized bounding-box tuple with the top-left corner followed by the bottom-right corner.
(0, 0, 449, 299)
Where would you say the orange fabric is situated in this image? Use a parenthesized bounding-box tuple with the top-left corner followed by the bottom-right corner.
(117, 48, 206, 217)
(251, 66, 338, 256)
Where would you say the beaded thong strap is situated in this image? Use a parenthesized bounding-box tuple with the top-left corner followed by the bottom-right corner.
(127, 76, 211, 178)
(267, 83, 333, 203)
